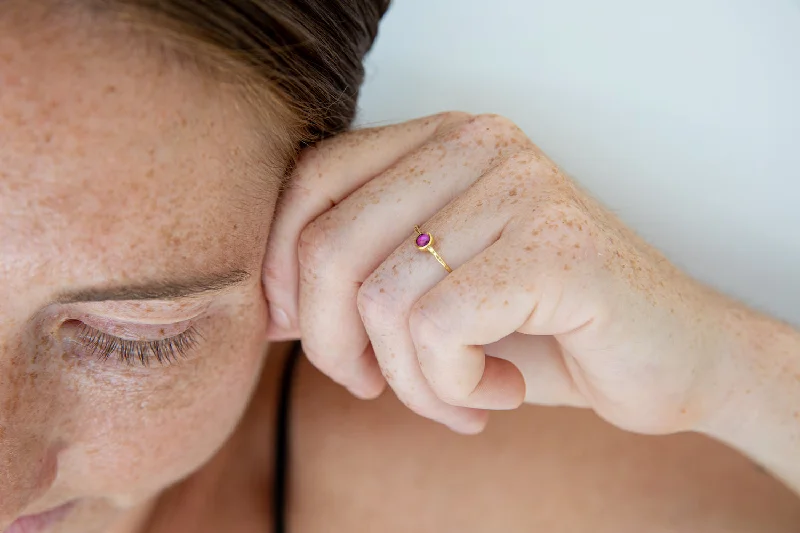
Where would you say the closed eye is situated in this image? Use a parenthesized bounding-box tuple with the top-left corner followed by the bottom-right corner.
(74, 322, 202, 366)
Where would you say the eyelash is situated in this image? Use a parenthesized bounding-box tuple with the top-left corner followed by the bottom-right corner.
(75, 323, 202, 367)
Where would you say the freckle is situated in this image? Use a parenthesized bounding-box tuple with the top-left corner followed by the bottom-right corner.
(503, 300, 509, 306)
(352, 215, 357, 221)
(379, 288, 385, 293)
(524, 246, 533, 251)
(680, 408, 687, 414)
(573, 243, 580, 248)
(563, 264, 571, 271)
(557, 251, 562, 256)
(509, 188, 517, 197)
(146, 168, 155, 178)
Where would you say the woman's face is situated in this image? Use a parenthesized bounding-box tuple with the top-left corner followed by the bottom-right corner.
(1, 13, 283, 533)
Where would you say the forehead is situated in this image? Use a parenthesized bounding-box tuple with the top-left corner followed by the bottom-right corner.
(0, 16, 280, 298)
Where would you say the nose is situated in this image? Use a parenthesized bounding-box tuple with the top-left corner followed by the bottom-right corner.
(0, 332, 62, 523)
(0, 429, 60, 522)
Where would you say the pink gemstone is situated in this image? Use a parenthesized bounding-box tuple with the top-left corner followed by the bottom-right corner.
(416, 233, 431, 247)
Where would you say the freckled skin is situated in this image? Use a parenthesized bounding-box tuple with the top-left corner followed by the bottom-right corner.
(0, 4, 796, 533)
(272, 111, 711, 429)
(264, 84, 800, 501)
(0, 11, 286, 533)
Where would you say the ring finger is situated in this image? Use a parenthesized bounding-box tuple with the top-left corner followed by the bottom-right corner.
(358, 160, 532, 430)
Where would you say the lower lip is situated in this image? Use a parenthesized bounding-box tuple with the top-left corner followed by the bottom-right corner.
(4, 502, 75, 533)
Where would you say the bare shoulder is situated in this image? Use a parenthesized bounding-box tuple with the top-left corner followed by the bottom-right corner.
(290, 355, 800, 533)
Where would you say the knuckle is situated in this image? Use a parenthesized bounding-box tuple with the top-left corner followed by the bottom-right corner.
(301, 344, 327, 369)
(407, 302, 450, 347)
(435, 110, 475, 130)
(300, 341, 337, 375)
(469, 113, 522, 138)
(394, 392, 448, 423)
(472, 112, 518, 131)
(297, 217, 338, 274)
(303, 347, 347, 385)
(301, 338, 356, 380)
(456, 114, 532, 157)
(429, 378, 469, 406)
(356, 279, 404, 330)
(395, 394, 426, 416)
(261, 261, 284, 290)
(439, 387, 469, 405)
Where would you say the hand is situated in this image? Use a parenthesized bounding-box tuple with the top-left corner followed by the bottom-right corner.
(263, 112, 729, 435)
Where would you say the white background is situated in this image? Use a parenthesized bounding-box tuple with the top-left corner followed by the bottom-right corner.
(356, 0, 800, 324)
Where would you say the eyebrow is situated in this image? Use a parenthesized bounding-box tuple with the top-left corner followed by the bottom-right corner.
(56, 269, 252, 303)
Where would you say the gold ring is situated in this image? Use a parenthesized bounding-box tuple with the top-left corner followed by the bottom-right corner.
(414, 225, 452, 273)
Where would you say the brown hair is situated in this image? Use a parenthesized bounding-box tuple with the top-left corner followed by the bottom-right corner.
(87, 0, 390, 148)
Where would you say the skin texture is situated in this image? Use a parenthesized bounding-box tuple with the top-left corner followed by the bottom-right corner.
(264, 113, 725, 430)
(143, 347, 800, 532)
(2, 4, 798, 533)
(263, 113, 800, 489)
(0, 9, 286, 533)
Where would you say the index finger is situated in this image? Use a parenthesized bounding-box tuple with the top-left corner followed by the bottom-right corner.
(262, 113, 465, 338)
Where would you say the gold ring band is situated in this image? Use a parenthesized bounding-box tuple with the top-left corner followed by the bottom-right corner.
(414, 225, 452, 273)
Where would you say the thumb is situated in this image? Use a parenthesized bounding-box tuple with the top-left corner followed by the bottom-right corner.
(486, 332, 590, 408)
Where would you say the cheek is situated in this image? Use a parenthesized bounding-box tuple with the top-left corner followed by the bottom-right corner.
(57, 295, 269, 503)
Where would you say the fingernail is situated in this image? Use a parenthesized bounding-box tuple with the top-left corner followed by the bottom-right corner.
(346, 383, 382, 401)
(446, 414, 489, 435)
(269, 303, 291, 330)
(346, 385, 370, 400)
(445, 421, 483, 435)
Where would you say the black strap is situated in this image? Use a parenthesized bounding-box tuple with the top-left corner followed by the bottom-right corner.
(272, 342, 302, 533)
